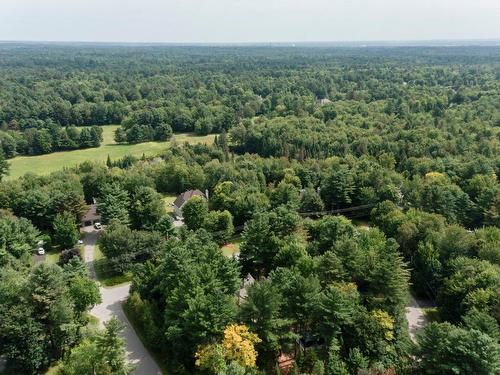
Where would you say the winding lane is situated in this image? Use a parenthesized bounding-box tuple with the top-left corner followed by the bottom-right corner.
(406, 294, 431, 342)
(82, 227, 162, 375)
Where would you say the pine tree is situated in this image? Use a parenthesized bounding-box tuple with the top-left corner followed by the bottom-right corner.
(0, 151, 9, 181)
(95, 318, 131, 374)
(326, 338, 349, 375)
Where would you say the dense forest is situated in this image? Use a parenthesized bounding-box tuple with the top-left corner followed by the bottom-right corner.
(1, 44, 499, 149)
(0, 44, 499, 374)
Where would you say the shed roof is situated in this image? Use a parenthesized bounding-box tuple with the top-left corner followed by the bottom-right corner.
(238, 273, 256, 301)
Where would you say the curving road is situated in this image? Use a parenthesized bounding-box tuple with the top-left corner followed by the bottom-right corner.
(82, 227, 162, 375)
(406, 294, 431, 342)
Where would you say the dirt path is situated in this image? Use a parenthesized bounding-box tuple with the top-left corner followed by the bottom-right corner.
(406, 294, 430, 342)
(82, 227, 162, 375)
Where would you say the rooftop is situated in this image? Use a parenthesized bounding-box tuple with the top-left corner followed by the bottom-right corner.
(173, 189, 205, 208)
(82, 204, 100, 222)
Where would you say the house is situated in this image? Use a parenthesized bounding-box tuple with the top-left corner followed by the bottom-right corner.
(81, 203, 101, 227)
(173, 189, 206, 218)
(317, 98, 332, 105)
(148, 157, 163, 165)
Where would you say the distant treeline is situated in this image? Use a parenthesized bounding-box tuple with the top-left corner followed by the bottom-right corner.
(0, 122, 103, 157)
(1, 44, 499, 146)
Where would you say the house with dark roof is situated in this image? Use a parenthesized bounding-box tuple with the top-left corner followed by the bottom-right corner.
(81, 203, 101, 227)
(173, 189, 206, 218)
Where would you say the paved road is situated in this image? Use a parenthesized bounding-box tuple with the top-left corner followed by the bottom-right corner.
(406, 294, 431, 342)
(83, 226, 162, 375)
(83, 227, 98, 278)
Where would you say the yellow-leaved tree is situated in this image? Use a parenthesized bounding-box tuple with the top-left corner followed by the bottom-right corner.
(371, 309, 395, 341)
(222, 324, 261, 367)
(195, 324, 261, 373)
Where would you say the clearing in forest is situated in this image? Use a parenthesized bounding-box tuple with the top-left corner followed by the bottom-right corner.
(6, 125, 216, 180)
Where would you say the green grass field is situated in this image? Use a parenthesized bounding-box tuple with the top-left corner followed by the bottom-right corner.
(6, 125, 216, 180)
(162, 194, 177, 214)
(44, 249, 60, 265)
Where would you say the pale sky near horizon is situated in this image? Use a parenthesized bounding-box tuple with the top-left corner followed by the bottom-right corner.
(1, 0, 499, 43)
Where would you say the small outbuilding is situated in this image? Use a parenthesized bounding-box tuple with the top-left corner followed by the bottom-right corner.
(317, 98, 332, 105)
(173, 189, 206, 218)
(238, 273, 255, 303)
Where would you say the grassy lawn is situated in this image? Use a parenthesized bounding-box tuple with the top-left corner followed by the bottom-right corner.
(221, 236, 242, 257)
(162, 194, 177, 214)
(93, 245, 132, 287)
(6, 125, 216, 180)
(86, 314, 100, 328)
(44, 244, 84, 266)
(45, 249, 60, 265)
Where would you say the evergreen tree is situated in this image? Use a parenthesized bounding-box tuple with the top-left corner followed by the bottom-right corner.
(239, 280, 297, 363)
(89, 126, 103, 147)
(129, 186, 166, 230)
(299, 187, 325, 213)
(321, 166, 355, 209)
(0, 151, 9, 181)
(106, 154, 112, 168)
(326, 338, 349, 375)
(58, 317, 131, 375)
(97, 183, 130, 225)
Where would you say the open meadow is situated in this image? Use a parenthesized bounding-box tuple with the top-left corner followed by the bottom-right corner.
(6, 125, 216, 180)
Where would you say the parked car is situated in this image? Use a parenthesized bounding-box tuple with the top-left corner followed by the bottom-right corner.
(78, 239, 84, 245)
(94, 222, 102, 230)
(37, 247, 45, 255)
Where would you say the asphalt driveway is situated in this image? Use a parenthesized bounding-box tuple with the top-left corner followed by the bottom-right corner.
(83, 226, 162, 375)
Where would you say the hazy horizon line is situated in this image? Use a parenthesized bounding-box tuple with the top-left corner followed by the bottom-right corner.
(1, 37, 500, 47)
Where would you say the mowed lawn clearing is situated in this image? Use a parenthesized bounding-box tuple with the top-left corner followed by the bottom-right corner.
(6, 125, 216, 179)
(163, 194, 177, 214)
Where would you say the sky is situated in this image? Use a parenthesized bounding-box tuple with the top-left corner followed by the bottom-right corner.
(1, 0, 499, 44)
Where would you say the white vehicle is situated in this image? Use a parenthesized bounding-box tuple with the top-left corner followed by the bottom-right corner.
(78, 239, 84, 245)
(37, 247, 45, 255)
(94, 222, 102, 230)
